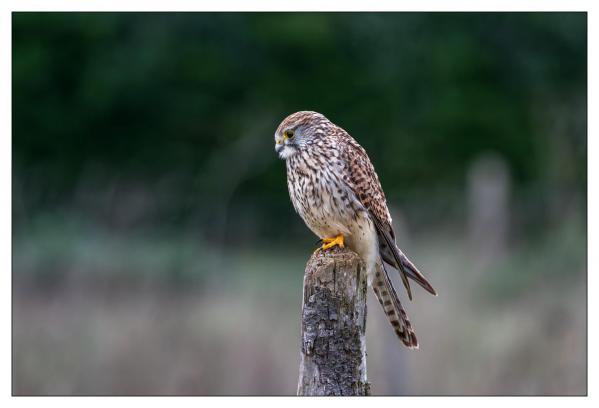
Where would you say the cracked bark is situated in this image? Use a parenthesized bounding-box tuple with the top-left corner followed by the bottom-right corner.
(297, 246, 370, 396)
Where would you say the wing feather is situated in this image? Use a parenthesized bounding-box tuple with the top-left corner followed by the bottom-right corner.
(338, 131, 437, 298)
(370, 210, 413, 300)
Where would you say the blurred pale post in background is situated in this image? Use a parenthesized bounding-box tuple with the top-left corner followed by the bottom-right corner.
(467, 154, 512, 262)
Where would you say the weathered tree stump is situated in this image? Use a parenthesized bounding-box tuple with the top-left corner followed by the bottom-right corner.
(297, 246, 370, 396)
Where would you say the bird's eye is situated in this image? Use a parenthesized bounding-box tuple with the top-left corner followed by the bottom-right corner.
(284, 130, 295, 139)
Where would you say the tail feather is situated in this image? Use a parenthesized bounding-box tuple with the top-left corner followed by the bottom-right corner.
(372, 263, 418, 349)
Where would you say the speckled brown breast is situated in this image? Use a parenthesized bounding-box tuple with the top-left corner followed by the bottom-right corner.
(286, 142, 364, 239)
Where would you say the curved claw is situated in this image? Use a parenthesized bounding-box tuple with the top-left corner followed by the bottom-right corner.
(321, 234, 345, 250)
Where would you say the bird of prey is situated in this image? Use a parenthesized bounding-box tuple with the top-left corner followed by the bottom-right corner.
(275, 111, 436, 349)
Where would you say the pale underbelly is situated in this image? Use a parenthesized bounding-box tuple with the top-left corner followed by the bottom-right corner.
(303, 205, 379, 279)
(298, 195, 375, 256)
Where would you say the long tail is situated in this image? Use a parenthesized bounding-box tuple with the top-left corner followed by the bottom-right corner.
(371, 262, 418, 349)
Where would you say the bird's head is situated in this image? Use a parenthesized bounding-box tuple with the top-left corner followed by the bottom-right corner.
(274, 111, 329, 160)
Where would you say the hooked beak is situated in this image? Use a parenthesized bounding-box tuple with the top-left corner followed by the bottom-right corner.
(275, 137, 284, 154)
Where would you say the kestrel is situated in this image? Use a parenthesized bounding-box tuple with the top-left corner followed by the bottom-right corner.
(275, 111, 436, 349)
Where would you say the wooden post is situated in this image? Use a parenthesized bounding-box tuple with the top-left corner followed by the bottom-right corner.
(297, 246, 370, 396)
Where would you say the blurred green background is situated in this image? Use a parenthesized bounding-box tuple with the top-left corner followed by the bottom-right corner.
(12, 12, 586, 395)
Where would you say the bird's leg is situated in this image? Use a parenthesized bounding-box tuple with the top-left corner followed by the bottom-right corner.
(321, 234, 345, 250)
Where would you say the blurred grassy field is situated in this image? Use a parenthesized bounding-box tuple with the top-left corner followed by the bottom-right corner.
(13, 209, 585, 395)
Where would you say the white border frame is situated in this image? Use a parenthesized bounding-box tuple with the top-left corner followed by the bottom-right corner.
(1, 1, 595, 407)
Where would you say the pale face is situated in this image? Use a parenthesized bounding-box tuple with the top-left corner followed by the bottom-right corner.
(274, 126, 300, 160)
(274, 111, 328, 160)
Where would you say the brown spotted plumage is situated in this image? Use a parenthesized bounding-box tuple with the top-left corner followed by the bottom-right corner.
(275, 111, 436, 349)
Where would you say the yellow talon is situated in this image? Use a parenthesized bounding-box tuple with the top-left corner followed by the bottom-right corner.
(321, 234, 345, 250)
